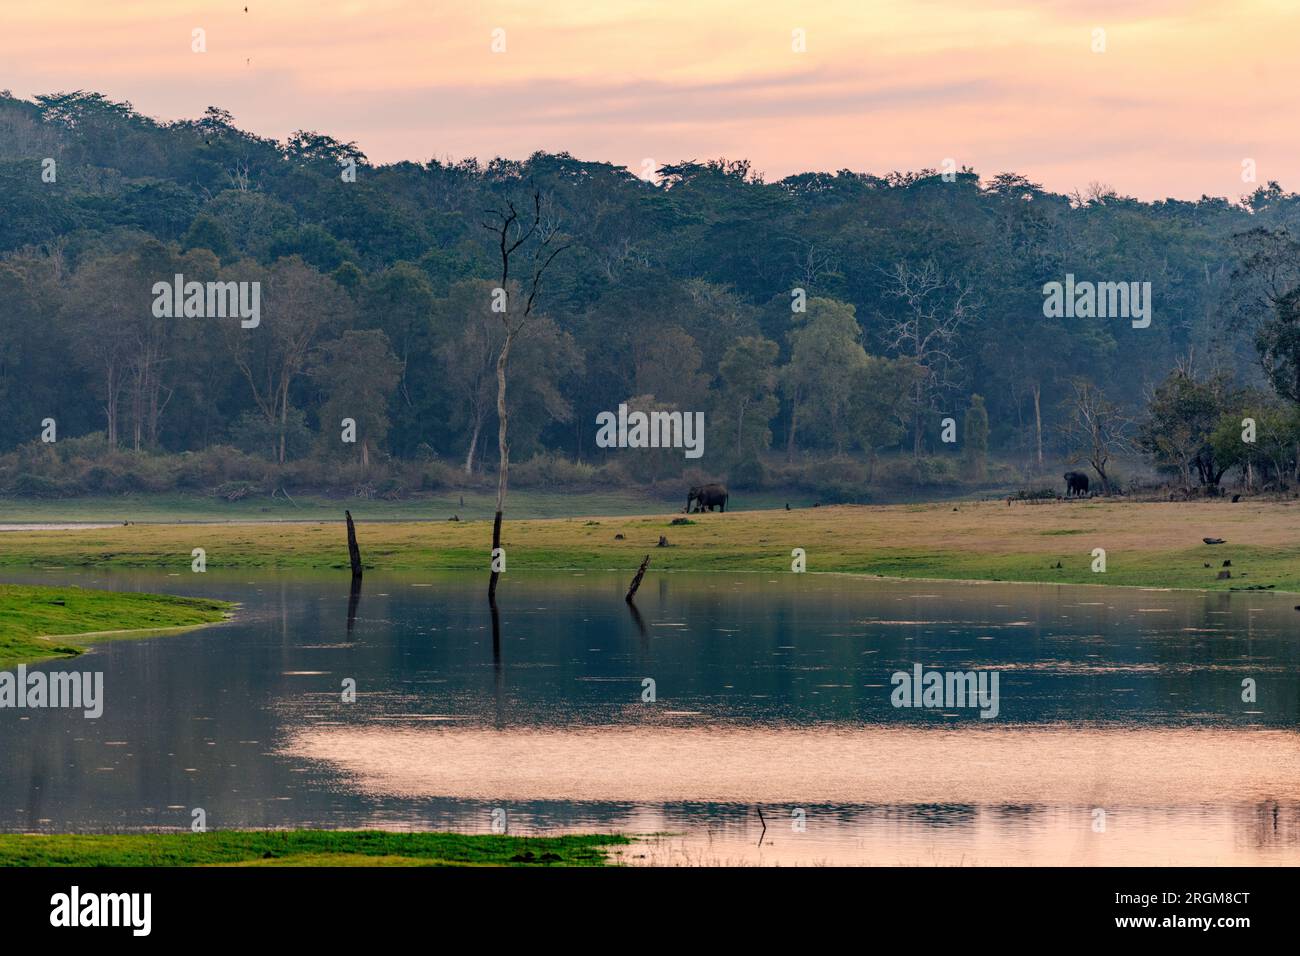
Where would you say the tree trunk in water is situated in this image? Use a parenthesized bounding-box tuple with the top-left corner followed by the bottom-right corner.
(345, 509, 363, 580)
(625, 555, 651, 603)
(488, 334, 513, 602)
(488, 510, 503, 600)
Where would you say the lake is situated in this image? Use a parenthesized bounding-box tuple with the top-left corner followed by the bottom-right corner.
(1, 569, 1297, 865)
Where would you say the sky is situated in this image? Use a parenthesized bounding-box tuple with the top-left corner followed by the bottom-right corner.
(1, 0, 1297, 200)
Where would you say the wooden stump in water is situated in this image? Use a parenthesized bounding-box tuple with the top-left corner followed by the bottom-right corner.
(488, 510, 503, 601)
(345, 509, 363, 580)
(626, 555, 651, 604)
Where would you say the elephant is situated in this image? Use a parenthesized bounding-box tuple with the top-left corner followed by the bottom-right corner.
(686, 483, 729, 513)
(1063, 471, 1090, 498)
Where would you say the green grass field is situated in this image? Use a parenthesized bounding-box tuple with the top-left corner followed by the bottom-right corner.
(1, 498, 1297, 592)
(0, 830, 627, 867)
(0, 488, 948, 524)
(0, 584, 232, 668)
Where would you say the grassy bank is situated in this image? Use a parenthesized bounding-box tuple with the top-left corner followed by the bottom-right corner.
(0, 831, 627, 867)
(0, 486, 964, 525)
(0, 585, 232, 668)
(1, 499, 1297, 592)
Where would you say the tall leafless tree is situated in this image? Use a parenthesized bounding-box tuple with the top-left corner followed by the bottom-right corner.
(1058, 378, 1136, 493)
(881, 260, 977, 460)
(225, 258, 352, 464)
(481, 191, 571, 602)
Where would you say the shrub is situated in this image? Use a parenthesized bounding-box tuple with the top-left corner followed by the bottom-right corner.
(418, 459, 459, 491)
(212, 479, 264, 502)
(173, 446, 269, 489)
(8, 472, 75, 497)
(728, 453, 766, 490)
(512, 452, 598, 488)
(908, 456, 960, 486)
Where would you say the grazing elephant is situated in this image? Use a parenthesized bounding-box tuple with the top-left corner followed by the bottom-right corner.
(686, 483, 729, 513)
(1063, 471, 1090, 498)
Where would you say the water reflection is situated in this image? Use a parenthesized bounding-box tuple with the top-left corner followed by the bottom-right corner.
(0, 569, 1297, 865)
(346, 576, 362, 640)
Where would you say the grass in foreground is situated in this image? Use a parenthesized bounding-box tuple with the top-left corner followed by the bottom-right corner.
(0, 831, 628, 867)
(0, 584, 232, 669)
(0, 499, 1297, 592)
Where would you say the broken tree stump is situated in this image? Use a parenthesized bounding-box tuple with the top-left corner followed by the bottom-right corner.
(345, 509, 363, 580)
(626, 555, 651, 604)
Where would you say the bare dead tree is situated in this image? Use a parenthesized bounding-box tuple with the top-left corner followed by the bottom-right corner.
(625, 555, 651, 603)
(344, 509, 363, 580)
(227, 157, 251, 191)
(881, 260, 977, 460)
(781, 236, 839, 290)
(481, 190, 572, 601)
(1058, 378, 1136, 494)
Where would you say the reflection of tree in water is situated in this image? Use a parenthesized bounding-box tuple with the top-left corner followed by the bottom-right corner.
(26, 753, 46, 829)
(1251, 800, 1298, 847)
(346, 576, 362, 639)
(891, 803, 979, 828)
(627, 601, 648, 646)
(490, 596, 503, 726)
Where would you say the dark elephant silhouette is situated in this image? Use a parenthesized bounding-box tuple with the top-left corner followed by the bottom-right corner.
(1063, 471, 1090, 497)
(686, 483, 729, 513)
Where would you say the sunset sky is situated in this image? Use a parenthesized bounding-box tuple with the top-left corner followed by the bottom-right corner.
(1, 0, 1296, 199)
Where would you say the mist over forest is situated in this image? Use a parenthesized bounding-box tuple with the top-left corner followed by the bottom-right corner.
(4, 89, 1300, 501)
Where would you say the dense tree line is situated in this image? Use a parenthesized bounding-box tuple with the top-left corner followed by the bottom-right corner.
(3, 90, 1300, 498)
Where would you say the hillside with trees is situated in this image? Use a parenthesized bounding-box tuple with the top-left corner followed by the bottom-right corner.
(3, 89, 1300, 502)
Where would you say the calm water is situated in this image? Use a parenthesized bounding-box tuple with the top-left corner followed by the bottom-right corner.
(1, 569, 1297, 865)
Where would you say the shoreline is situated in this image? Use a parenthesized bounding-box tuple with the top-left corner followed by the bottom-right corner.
(0, 584, 234, 670)
(0, 499, 1294, 594)
(0, 831, 627, 867)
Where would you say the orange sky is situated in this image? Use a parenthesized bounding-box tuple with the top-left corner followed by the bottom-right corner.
(2, 0, 1297, 199)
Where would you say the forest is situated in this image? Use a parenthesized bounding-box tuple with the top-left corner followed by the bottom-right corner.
(4, 89, 1300, 502)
